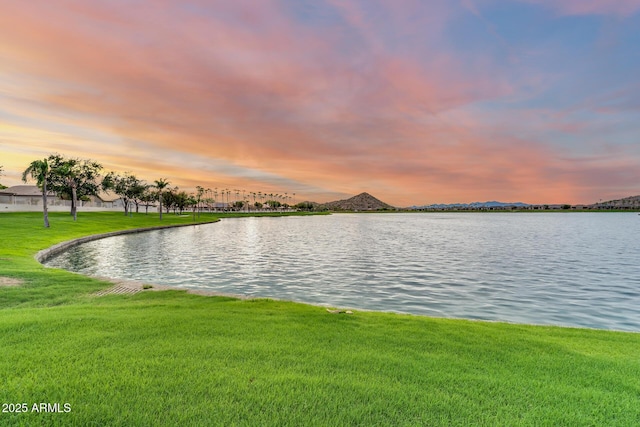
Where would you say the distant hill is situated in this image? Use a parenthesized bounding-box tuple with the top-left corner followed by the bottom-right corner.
(412, 201, 530, 210)
(320, 192, 395, 211)
(589, 195, 640, 209)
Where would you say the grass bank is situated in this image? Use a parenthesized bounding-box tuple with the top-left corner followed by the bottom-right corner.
(1, 212, 639, 426)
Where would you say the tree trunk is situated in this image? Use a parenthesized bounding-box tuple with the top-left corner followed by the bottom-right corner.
(159, 194, 163, 220)
(42, 181, 50, 228)
(71, 185, 78, 221)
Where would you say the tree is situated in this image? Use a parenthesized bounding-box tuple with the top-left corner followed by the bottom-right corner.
(188, 194, 198, 220)
(160, 187, 175, 214)
(172, 190, 190, 215)
(47, 154, 103, 221)
(139, 188, 156, 215)
(195, 185, 205, 218)
(295, 201, 315, 212)
(102, 172, 147, 216)
(266, 199, 281, 210)
(0, 165, 7, 189)
(131, 182, 150, 213)
(22, 159, 51, 228)
(154, 178, 170, 220)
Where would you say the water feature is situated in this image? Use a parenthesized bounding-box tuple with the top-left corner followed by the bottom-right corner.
(45, 213, 640, 331)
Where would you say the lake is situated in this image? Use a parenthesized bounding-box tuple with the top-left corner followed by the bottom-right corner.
(45, 213, 640, 331)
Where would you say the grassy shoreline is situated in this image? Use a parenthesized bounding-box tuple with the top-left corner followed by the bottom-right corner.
(1, 212, 639, 425)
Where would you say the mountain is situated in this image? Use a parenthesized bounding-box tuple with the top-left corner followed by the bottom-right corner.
(412, 201, 530, 210)
(320, 192, 395, 211)
(589, 195, 640, 209)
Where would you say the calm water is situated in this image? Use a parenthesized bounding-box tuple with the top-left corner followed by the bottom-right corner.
(45, 213, 640, 331)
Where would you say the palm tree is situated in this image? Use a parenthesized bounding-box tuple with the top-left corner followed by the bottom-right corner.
(154, 178, 170, 220)
(22, 159, 51, 228)
(205, 188, 212, 212)
(195, 186, 206, 218)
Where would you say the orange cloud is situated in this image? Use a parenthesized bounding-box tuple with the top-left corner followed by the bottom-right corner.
(1, 1, 638, 206)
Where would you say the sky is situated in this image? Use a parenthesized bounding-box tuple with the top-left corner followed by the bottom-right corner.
(1, 0, 639, 206)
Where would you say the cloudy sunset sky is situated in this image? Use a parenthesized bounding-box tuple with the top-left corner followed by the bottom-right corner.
(1, 0, 639, 206)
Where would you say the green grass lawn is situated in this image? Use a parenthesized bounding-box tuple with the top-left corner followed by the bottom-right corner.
(1, 211, 639, 426)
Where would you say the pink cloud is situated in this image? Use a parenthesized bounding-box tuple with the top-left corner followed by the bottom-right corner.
(1, 1, 638, 205)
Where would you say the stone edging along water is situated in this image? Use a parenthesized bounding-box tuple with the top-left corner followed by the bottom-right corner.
(35, 220, 220, 264)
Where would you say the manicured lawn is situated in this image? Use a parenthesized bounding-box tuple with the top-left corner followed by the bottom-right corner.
(1, 212, 639, 426)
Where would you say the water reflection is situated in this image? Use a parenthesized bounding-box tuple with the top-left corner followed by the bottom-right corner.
(45, 213, 640, 331)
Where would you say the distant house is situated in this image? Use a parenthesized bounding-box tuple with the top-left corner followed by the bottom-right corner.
(0, 185, 123, 208)
(85, 191, 124, 209)
(211, 202, 231, 211)
(0, 185, 60, 206)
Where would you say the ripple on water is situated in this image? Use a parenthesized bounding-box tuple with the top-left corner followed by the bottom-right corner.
(44, 213, 640, 332)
